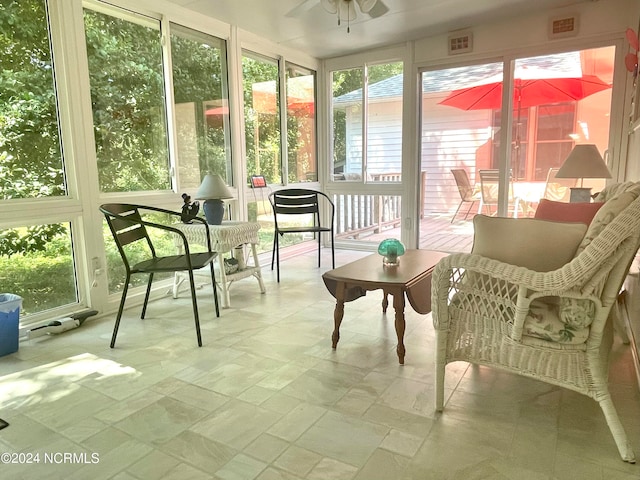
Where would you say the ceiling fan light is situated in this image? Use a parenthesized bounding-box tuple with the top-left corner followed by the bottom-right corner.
(320, 0, 338, 14)
(356, 0, 377, 13)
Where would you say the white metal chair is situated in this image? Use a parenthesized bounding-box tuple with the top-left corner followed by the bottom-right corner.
(450, 168, 481, 222)
(478, 169, 522, 217)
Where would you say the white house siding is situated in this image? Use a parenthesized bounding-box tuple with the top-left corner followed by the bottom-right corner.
(343, 95, 492, 216)
(344, 102, 403, 178)
(421, 94, 493, 214)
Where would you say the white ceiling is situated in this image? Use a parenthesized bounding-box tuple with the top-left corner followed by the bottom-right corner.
(166, 0, 596, 58)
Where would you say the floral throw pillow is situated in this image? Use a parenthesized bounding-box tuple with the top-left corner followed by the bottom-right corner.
(559, 183, 640, 329)
(524, 297, 590, 344)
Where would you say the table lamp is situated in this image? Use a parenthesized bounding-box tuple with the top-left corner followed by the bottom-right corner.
(555, 144, 612, 202)
(378, 238, 405, 266)
(194, 174, 233, 225)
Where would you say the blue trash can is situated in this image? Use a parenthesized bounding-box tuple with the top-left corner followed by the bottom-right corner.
(0, 294, 21, 357)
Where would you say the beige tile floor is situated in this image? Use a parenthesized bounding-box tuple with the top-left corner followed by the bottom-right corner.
(1, 249, 639, 479)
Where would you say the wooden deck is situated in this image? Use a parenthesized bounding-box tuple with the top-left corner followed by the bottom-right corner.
(353, 213, 474, 253)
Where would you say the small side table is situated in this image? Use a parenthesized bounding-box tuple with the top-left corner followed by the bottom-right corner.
(172, 221, 266, 308)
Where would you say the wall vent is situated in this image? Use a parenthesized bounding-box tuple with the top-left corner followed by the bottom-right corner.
(548, 15, 579, 39)
(448, 30, 473, 55)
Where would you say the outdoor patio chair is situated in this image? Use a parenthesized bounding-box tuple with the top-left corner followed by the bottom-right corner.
(478, 169, 522, 217)
(431, 181, 640, 462)
(100, 203, 220, 348)
(542, 167, 578, 202)
(269, 188, 335, 282)
(450, 168, 481, 223)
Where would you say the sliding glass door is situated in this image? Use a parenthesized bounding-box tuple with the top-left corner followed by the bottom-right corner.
(419, 46, 614, 253)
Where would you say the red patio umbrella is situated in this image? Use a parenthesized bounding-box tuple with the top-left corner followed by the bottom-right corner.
(438, 73, 610, 177)
(438, 74, 610, 111)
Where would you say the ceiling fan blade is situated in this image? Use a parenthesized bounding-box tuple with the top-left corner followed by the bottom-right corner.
(356, 0, 377, 13)
(285, 0, 319, 18)
(320, 0, 338, 14)
(367, 1, 389, 18)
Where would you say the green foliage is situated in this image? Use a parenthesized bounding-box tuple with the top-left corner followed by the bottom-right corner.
(0, 233, 75, 314)
(0, 0, 65, 200)
(243, 55, 281, 184)
(84, 9, 171, 192)
(0, 224, 66, 257)
(171, 28, 231, 178)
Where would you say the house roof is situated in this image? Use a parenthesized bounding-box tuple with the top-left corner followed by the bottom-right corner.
(334, 50, 583, 104)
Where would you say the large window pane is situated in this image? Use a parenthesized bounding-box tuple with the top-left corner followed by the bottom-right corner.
(286, 63, 316, 183)
(331, 63, 403, 184)
(332, 67, 363, 181)
(0, 0, 65, 199)
(84, 8, 170, 193)
(367, 62, 403, 183)
(171, 24, 232, 190)
(0, 223, 77, 316)
(243, 52, 281, 185)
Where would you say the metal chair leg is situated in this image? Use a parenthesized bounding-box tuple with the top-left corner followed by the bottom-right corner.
(110, 274, 130, 348)
(275, 233, 280, 282)
(451, 201, 464, 223)
(209, 261, 220, 318)
(271, 232, 276, 270)
(330, 231, 335, 269)
(141, 272, 153, 319)
(187, 270, 202, 347)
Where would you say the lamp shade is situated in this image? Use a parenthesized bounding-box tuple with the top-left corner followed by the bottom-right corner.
(555, 144, 612, 180)
(194, 174, 233, 200)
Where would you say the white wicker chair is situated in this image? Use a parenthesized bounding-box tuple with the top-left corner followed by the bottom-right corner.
(432, 182, 640, 463)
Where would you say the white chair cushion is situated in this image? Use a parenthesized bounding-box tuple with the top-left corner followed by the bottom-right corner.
(472, 215, 587, 272)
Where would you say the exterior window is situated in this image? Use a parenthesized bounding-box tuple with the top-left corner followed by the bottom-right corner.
(492, 103, 576, 181)
(243, 52, 281, 185)
(0, 0, 65, 200)
(170, 24, 232, 190)
(331, 62, 403, 182)
(332, 67, 363, 180)
(84, 8, 171, 192)
(286, 63, 316, 182)
(0, 223, 77, 315)
(367, 62, 403, 183)
(0, 1, 79, 319)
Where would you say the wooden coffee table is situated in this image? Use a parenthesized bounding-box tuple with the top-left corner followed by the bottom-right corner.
(322, 249, 448, 364)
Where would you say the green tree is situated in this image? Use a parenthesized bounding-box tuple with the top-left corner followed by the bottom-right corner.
(0, 0, 65, 201)
(242, 55, 281, 185)
(84, 9, 170, 192)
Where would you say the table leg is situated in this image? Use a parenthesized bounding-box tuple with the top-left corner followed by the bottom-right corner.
(251, 243, 266, 294)
(382, 292, 389, 313)
(332, 281, 346, 349)
(172, 272, 185, 299)
(392, 289, 406, 364)
(217, 254, 230, 308)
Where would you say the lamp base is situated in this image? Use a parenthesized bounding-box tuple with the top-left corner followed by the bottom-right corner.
(569, 187, 592, 203)
(202, 199, 225, 224)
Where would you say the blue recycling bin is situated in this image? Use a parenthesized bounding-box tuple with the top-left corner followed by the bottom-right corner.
(0, 294, 21, 357)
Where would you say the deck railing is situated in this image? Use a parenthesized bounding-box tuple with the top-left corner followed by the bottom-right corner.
(333, 172, 426, 239)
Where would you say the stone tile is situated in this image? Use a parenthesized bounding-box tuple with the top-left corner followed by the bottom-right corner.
(296, 411, 388, 467)
(115, 396, 209, 445)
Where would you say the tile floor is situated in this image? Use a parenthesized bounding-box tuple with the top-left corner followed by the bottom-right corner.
(1, 249, 639, 479)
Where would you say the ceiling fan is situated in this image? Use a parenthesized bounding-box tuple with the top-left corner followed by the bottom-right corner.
(287, 0, 389, 32)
